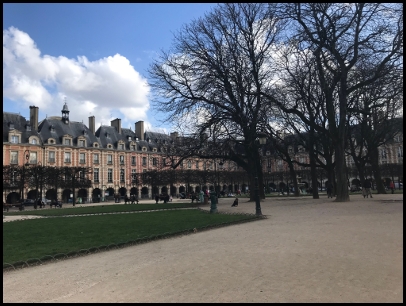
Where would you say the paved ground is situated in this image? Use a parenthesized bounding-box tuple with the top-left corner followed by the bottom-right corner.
(3, 193, 403, 302)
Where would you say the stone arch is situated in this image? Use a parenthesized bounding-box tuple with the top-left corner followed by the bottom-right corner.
(46, 189, 57, 201)
(141, 187, 149, 198)
(92, 188, 101, 202)
(27, 189, 38, 200)
(6, 192, 20, 204)
(170, 185, 177, 196)
(119, 187, 127, 197)
(62, 189, 72, 203)
(130, 187, 138, 196)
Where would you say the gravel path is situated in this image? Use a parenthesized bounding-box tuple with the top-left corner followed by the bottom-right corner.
(3, 194, 403, 302)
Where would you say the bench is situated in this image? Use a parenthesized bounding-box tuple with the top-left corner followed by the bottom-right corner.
(49, 201, 62, 208)
(3, 203, 24, 212)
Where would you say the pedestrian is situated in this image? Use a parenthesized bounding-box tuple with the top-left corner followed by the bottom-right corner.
(155, 194, 159, 204)
(326, 182, 333, 198)
(231, 198, 238, 207)
(363, 180, 373, 198)
(389, 181, 395, 194)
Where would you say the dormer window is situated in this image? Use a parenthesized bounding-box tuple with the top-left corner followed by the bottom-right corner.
(78, 139, 85, 147)
(26, 125, 31, 131)
(105, 132, 110, 138)
(50, 125, 55, 132)
(127, 136, 132, 141)
(83, 130, 87, 136)
(142, 147, 147, 152)
(31, 138, 37, 144)
(9, 122, 14, 129)
(152, 148, 157, 152)
(119, 143, 125, 150)
(148, 138, 151, 143)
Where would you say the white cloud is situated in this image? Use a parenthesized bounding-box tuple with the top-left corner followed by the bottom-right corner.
(3, 26, 151, 128)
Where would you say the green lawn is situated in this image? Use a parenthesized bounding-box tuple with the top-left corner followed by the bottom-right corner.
(3, 209, 261, 266)
(3, 202, 199, 216)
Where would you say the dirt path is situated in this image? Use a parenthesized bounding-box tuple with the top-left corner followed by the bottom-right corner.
(3, 194, 403, 302)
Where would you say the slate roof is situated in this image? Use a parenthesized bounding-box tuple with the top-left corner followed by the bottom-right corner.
(3, 112, 41, 144)
(38, 117, 101, 147)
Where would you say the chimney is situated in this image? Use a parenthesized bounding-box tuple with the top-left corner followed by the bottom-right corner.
(29, 106, 39, 131)
(170, 132, 178, 139)
(89, 116, 95, 135)
(135, 121, 144, 141)
(110, 118, 121, 134)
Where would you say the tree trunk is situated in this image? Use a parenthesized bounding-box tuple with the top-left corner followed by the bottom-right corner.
(288, 162, 300, 196)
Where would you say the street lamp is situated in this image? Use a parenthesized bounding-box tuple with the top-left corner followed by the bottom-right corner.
(254, 133, 267, 216)
(21, 149, 30, 201)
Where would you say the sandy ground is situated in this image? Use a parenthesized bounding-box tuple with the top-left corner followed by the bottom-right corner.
(3, 193, 403, 303)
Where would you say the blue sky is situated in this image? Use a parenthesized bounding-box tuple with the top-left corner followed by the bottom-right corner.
(3, 3, 217, 133)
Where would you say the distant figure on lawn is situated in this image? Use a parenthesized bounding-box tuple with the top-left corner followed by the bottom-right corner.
(231, 198, 238, 207)
(326, 182, 333, 198)
(155, 194, 160, 204)
(363, 180, 373, 198)
(389, 181, 395, 194)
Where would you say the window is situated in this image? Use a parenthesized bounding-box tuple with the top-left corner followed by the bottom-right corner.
(398, 147, 403, 157)
(128, 136, 132, 141)
(162, 158, 167, 166)
(187, 160, 191, 169)
(119, 143, 125, 150)
(10, 151, 18, 164)
(49, 151, 55, 163)
(288, 147, 293, 154)
(93, 153, 99, 164)
(9, 123, 14, 129)
(131, 169, 137, 184)
(108, 169, 113, 183)
(267, 159, 271, 168)
(132, 156, 136, 165)
(209, 163, 213, 170)
(64, 139, 71, 146)
(107, 154, 113, 165)
(119, 155, 124, 164)
(298, 146, 304, 153)
(94, 168, 99, 183)
(381, 149, 387, 158)
(152, 158, 157, 166)
(31, 138, 37, 144)
(79, 153, 86, 164)
(203, 162, 207, 170)
(142, 147, 147, 152)
(79, 140, 85, 147)
(29, 152, 37, 164)
(11, 135, 19, 144)
(180, 161, 184, 169)
(131, 145, 136, 151)
(142, 157, 147, 166)
(64, 152, 71, 163)
(120, 169, 125, 182)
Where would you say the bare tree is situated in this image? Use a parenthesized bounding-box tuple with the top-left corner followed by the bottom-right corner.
(263, 3, 403, 201)
(149, 3, 287, 212)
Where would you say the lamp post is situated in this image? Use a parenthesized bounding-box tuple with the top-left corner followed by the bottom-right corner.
(255, 133, 267, 216)
(21, 149, 30, 201)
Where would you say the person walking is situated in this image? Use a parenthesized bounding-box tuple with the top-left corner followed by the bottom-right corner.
(389, 181, 395, 194)
(363, 180, 373, 198)
(326, 182, 333, 198)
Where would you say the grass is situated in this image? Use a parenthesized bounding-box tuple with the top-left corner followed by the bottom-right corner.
(3, 209, 261, 265)
(3, 202, 199, 216)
